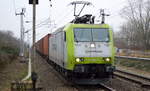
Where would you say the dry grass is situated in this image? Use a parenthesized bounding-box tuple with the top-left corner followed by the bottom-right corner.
(115, 58, 150, 73)
(116, 52, 150, 58)
(0, 57, 27, 91)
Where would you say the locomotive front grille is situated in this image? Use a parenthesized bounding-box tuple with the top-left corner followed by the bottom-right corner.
(74, 64, 114, 73)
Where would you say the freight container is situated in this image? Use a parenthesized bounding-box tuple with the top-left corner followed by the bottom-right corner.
(36, 38, 43, 54)
(36, 34, 51, 57)
(42, 34, 51, 57)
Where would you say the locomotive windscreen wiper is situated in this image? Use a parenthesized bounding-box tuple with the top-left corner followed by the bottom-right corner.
(74, 32, 78, 43)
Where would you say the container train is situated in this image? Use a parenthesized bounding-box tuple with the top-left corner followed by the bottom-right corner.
(36, 14, 115, 84)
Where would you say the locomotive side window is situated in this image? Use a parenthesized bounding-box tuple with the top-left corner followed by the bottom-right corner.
(64, 31, 66, 42)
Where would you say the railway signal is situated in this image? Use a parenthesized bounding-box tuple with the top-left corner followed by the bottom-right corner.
(29, 0, 38, 90)
(29, 0, 38, 4)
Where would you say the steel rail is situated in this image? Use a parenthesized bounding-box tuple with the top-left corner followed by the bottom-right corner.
(72, 84, 115, 91)
(98, 83, 116, 91)
(45, 56, 115, 91)
(114, 69, 150, 88)
(115, 69, 150, 81)
(115, 56, 150, 61)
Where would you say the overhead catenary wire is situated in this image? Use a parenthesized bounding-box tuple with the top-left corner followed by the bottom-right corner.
(92, 0, 127, 31)
(36, 1, 124, 31)
(13, 0, 17, 14)
(53, 8, 74, 28)
(28, 0, 128, 37)
(107, 0, 127, 18)
(36, 17, 50, 27)
(91, 0, 127, 19)
(26, 17, 51, 31)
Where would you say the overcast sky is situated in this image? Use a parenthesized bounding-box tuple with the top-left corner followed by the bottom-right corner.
(0, 0, 127, 41)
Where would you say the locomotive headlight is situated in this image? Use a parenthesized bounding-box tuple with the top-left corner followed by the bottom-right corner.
(106, 58, 110, 62)
(104, 57, 111, 62)
(76, 58, 80, 62)
(76, 58, 84, 62)
(91, 43, 95, 48)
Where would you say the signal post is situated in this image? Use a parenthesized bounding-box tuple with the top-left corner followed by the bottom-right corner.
(29, 0, 38, 90)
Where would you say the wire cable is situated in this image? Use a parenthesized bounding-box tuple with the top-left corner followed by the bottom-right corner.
(13, 0, 17, 14)
(54, 8, 74, 24)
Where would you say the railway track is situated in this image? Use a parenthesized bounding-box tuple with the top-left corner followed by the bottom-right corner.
(73, 83, 115, 91)
(41, 55, 115, 91)
(38, 54, 150, 90)
(114, 69, 150, 89)
(47, 61, 116, 91)
(115, 56, 150, 61)
(98, 83, 116, 91)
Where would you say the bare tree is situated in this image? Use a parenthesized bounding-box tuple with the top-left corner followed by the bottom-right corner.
(119, 0, 150, 50)
(0, 30, 20, 54)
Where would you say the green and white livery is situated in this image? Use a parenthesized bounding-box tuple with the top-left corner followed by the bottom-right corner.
(49, 23, 115, 82)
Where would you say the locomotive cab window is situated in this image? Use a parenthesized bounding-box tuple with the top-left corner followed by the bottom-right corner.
(74, 28, 109, 42)
(74, 28, 92, 42)
(92, 28, 109, 42)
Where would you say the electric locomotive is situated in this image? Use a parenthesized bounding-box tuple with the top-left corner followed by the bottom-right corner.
(48, 14, 115, 84)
